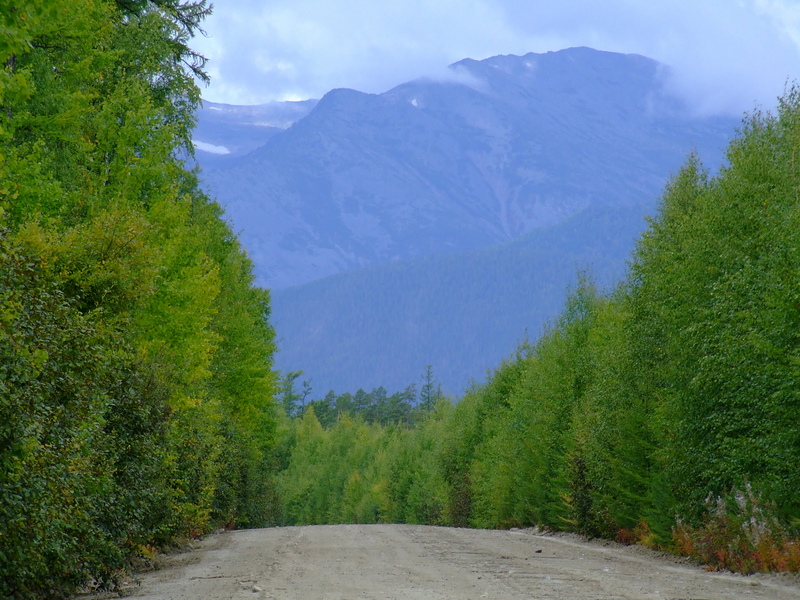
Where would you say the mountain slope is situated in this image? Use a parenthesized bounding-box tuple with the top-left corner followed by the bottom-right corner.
(193, 47, 740, 393)
(271, 203, 654, 395)
(196, 47, 736, 290)
(193, 99, 318, 158)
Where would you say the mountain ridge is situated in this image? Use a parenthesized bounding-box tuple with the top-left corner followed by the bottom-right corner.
(192, 46, 740, 393)
(271, 202, 649, 395)
(196, 46, 735, 290)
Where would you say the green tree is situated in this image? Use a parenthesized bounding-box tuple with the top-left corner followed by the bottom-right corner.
(0, 0, 280, 594)
(626, 88, 800, 536)
(0, 237, 171, 598)
(420, 365, 441, 412)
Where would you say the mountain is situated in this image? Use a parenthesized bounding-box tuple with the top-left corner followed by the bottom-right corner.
(195, 47, 735, 290)
(193, 99, 318, 158)
(192, 47, 740, 394)
(271, 203, 647, 395)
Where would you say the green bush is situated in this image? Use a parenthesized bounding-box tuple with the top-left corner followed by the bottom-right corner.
(0, 1, 280, 596)
(0, 241, 171, 598)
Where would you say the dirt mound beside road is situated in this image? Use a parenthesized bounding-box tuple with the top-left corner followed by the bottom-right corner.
(103, 524, 800, 599)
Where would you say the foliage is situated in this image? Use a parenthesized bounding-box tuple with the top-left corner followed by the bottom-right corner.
(626, 87, 800, 536)
(673, 485, 800, 573)
(276, 401, 450, 527)
(0, 238, 171, 598)
(272, 87, 800, 575)
(298, 377, 434, 428)
(0, 0, 279, 596)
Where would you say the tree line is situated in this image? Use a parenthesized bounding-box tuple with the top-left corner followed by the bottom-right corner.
(1, 1, 280, 597)
(278, 364, 442, 427)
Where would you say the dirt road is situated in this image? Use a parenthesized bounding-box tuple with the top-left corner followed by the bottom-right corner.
(112, 524, 800, 599)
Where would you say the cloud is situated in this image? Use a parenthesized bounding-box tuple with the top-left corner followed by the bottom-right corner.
(192, 0, 800, 115)
(494, 0, 800, 115)
(193, 140, 231, 155)
(192, 0, 532, 103)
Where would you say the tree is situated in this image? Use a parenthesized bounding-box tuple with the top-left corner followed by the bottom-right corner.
(279, 371, 304, 417)
(0, 0, 280, 594)
(420, 365, 440, 412)
(626, 88, 800, 534)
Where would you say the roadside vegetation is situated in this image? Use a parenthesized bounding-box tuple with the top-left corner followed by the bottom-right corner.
(275, 89, 800, 575)
(1, 2, 279, 598)
(2, 2, 799, 597)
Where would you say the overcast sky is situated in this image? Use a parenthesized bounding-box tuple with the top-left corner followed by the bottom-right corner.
(192, 0, 800, 116)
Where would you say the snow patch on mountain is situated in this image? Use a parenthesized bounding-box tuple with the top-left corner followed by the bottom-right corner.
(193, 140, 230, 155)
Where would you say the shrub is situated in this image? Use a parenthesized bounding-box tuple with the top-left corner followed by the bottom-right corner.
(672, 484, 800, 573)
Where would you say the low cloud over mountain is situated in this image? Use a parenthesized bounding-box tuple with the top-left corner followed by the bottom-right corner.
(194, 47, 739, 394)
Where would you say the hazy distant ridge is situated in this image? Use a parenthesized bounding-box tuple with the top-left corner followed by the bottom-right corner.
(196, 47, 734, 290)
(193, 47, 739, 394)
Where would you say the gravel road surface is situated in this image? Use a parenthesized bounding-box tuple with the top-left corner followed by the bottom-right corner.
(106, 524, 800, 599)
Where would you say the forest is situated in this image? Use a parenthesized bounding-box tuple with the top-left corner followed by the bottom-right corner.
(1, 1, 280, 597)
(1, 1, 799, 598)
